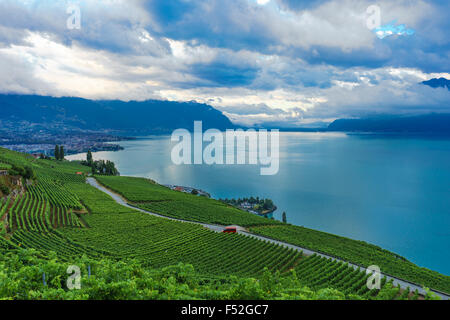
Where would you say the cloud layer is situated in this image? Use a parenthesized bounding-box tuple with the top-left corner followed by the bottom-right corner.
(0, 0, 449, 127)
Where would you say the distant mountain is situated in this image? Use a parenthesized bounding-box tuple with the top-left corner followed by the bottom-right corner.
(328, 114, 450, 133)
(0, 94, 234, 135)
(421, 78, 450, 90)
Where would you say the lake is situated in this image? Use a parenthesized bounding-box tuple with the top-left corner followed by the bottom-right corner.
(67, 132, 450, 275)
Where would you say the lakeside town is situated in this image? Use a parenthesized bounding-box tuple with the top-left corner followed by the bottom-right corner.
(0, 120, 130, 155)
(164, 184, 211, 198)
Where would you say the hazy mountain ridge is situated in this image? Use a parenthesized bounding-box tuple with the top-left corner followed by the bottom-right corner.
(0, 94, 234, 135)
(2, 94, 449, 136)
(421, 78, 450, 90)
(328, 114, 450, 133)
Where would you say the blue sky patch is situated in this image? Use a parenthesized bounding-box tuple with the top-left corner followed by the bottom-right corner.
(374, 21, 415, 40)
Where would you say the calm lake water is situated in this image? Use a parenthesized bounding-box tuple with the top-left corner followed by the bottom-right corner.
(67, 132, 450, 275)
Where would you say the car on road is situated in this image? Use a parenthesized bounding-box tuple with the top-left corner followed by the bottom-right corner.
(223, 226, 237, 233)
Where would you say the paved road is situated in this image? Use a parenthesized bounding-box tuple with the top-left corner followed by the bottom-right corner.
(86, 177, 449, 300)
(87, 177, 225, 232)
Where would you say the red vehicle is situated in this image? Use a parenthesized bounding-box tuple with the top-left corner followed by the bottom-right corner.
(223, 226, 237, 233)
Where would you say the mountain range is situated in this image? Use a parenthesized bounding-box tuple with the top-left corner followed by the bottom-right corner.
(0, 94, 233, 135)
(421, 78, 450, 90)
(327, 79, 450, 133)
(1, 93, 449, 137)
(328, 113, 450, 133)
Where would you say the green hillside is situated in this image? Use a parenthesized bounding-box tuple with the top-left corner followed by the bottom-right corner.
(0, 240, 357, 300)
(95, 175, 280, 227)
(93, 173, 450, 294)
(249, 225, 450, 293)
(0, 147, 447, 299)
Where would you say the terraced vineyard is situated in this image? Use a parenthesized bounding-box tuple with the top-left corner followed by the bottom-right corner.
(291, 254, 419, 300)
(0, 244, 351, 300)
(0, 149, 301, 278)
(9, 229, 112, 259)
(0, 147, 448, 299)
(4, 181, 85, 233)
(66, 218, 301, 276)
(62, 184, 301, 276)
(95, 175, 280, 227)
(249, 224, 450, 294)
(0, 196, 10, 235)
(91, 175, 450, 295)
(29, 177, 83, 210)
(7, 193, 50, 232)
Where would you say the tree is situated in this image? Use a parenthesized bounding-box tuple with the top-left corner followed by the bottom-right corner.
(59, 145, 65, 160)
(89, 159, 119, 176)
(263, 199, 273, 210)
(282, 211, 287, 223)
(54, 145, 60, 160)
(87, 150, 93, 165)
(0, 184, 10, 196)
(9, 165, 25, 176)
(24, 166, 35, 180)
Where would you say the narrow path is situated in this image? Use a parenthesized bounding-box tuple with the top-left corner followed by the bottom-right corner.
(86, 177, 449, 300)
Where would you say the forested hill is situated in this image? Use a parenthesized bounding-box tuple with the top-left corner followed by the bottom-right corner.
(0, 94, 234, 134)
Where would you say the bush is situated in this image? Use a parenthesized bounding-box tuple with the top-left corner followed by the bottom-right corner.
(0, 184, 10, 196)
(7, 169, 20, 176)
(0, 248, 352, 300)
(6, 165, 34, 180)
(24, 166, 35, 180)
(8, 165, 24, 176)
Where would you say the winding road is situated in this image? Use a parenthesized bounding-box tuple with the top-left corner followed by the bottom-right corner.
(86, 177, 449, 300)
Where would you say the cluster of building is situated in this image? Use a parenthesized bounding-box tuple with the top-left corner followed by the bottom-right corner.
(164, 185, 211, 198)
(0, 136, 124, 156)
(0, 120, 128, 156)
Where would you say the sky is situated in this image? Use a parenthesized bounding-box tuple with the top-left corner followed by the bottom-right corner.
(0, 0, 449, 127)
